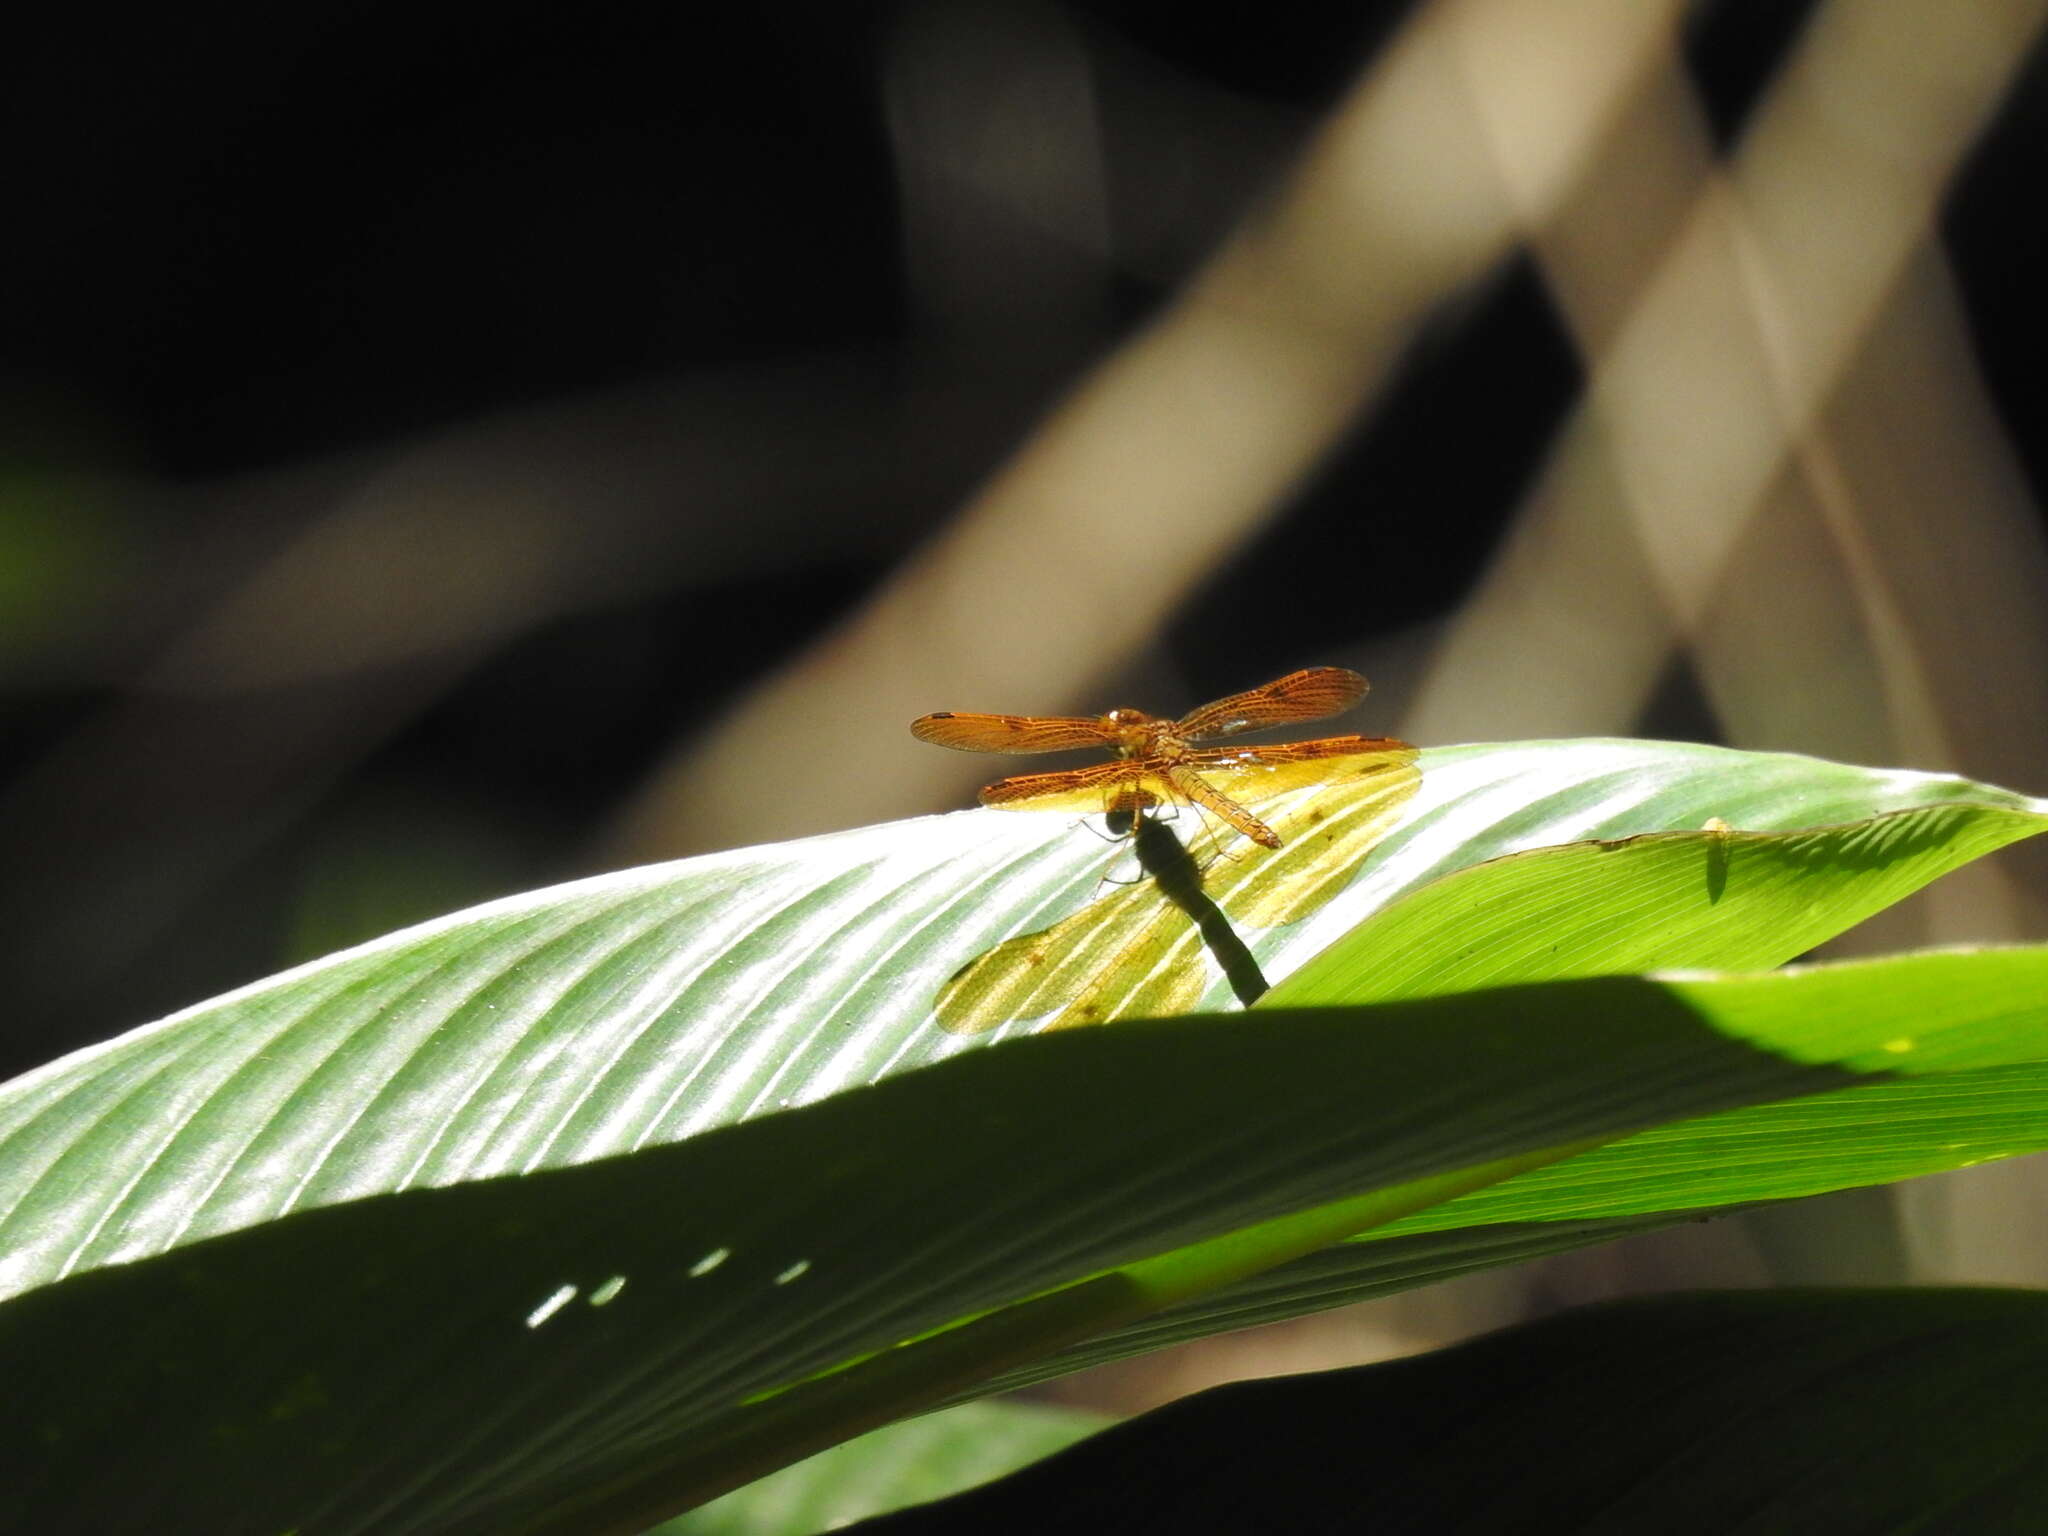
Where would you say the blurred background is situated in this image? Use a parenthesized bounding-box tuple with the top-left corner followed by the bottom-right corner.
(7, 0, 2048, 1410)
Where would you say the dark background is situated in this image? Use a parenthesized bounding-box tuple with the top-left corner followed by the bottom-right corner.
(3, 0, 2045, 1077)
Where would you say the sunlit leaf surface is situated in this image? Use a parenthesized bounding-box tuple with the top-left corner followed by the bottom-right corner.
(1268, 801, 2048, 1006)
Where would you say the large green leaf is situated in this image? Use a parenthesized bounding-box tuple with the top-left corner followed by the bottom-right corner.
(852, 1289, 2048, 1534)
(5, 740, 2047, 1531)
(9, 950, 2048, 1533)
(1, 740, 2036, 1300)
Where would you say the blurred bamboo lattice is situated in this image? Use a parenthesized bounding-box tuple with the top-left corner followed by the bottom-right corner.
(603, 0, 1686, 857)
(1402, 0, 2048, 1292)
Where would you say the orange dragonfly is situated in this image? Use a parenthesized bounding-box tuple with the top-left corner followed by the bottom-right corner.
(911, 666, 1406, 850)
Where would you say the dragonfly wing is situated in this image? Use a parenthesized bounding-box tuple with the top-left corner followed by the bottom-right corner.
(1183, 736, 1412, 801)
(1191, 743, 1422, 926)
(936, 887, 1195, 1034)
(1050, 914, 1207, 1030)
(978, 759, 1171, 814)
(1176, 667, 1368, 740)
(911, 712, 1116, 753)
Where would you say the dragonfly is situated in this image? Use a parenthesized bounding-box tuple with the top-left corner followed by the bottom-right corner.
(911, 666, 1406, 850)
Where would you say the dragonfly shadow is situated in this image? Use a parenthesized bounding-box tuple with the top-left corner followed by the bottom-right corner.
(1121, 813, 1268, 1008)
(933, 748, 1421, 1034)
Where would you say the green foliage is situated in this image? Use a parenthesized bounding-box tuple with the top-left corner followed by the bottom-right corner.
(840, 1290, 2048, 1534)
(1, 740, 2044, 1532)
(653, 1401, 1108, 1535)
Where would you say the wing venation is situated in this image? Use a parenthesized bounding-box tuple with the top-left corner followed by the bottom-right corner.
(1175, 666, 1368, 739)
(910, 712, 1115, 754)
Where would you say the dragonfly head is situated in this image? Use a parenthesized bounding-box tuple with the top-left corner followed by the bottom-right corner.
(1102, 708, 1169, 758)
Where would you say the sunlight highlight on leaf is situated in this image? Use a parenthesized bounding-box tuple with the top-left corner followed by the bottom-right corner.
(936, 749, 1420, 1031)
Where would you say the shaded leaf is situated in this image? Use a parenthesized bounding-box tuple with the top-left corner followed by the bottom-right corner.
(653, 1400, 1109, 1536)
(7, 951, 2048, 1531)
(853, 1289, 2048, 1535)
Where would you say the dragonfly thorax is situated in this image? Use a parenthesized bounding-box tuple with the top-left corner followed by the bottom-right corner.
(1101, 709, 1180, 760)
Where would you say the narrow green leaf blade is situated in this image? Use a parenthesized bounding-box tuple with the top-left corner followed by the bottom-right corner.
(973, 947, 2048, 1392)
(1266, 801, 2047, 1006)
(653, 1401, 1109, 1536)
